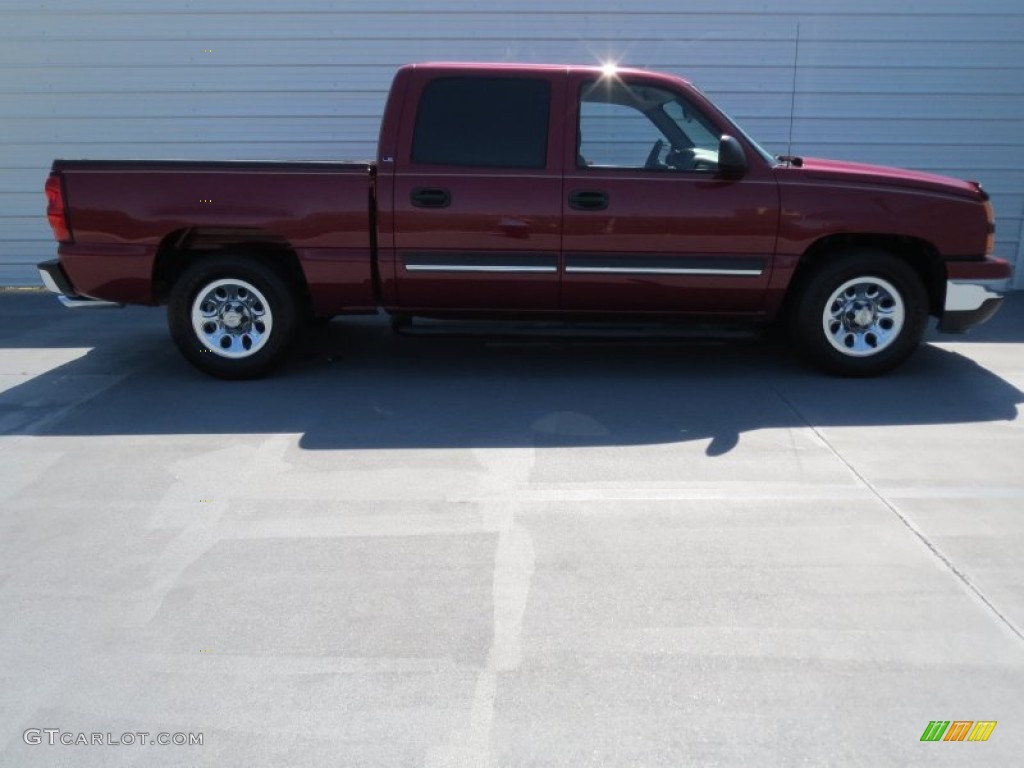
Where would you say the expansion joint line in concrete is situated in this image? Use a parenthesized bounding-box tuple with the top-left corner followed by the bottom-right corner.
(769, 383, 1024, 647)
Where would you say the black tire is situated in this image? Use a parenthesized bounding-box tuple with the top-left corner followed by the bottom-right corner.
(168, 255, 299, 379)
(788, 250, 929, 377)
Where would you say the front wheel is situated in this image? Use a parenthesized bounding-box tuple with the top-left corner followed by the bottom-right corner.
(789, 251, 929, 377)
(168, 256, 299, 379)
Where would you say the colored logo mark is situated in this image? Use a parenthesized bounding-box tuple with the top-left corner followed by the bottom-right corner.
(920, 721, 997, 742)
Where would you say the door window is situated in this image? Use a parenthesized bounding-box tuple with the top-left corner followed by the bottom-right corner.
(577, 81, 721, 172)
(412, 77, 551, 169)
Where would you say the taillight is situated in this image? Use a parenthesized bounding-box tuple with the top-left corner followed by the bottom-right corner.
(45, 173, 72, 242)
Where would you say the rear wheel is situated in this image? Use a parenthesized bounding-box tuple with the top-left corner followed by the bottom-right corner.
(168, 256, 299, 379)
(789, 251, 929, 377)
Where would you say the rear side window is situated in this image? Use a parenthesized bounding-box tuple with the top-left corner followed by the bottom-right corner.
(411, 77, 551, 169)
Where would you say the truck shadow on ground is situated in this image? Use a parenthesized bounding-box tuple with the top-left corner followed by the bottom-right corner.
(2, 305, 1020, 457)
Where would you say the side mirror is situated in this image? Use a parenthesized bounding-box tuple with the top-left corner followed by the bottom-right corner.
(718, 135, 748, 178)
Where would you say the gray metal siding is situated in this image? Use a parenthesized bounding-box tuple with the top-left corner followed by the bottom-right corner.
(2, 1, 1022, 287)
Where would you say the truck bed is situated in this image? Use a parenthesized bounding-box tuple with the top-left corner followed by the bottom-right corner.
(53, 159, 376, 312)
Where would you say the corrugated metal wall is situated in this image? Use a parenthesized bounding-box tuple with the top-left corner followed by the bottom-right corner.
(2, 0, 1022, 287)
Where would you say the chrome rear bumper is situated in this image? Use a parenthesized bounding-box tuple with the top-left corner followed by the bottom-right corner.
(37, 259, 123, 309)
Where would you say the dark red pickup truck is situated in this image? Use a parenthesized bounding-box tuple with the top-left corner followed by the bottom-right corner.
(39, 62, 1010, 379)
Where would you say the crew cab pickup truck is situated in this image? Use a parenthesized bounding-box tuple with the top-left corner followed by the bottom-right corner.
(39, 62, 1010, 379)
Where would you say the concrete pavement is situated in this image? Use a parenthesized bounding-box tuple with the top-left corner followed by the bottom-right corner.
(1, 291, 1022, 766)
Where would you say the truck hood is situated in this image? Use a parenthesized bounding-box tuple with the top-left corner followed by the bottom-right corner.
(788, 157, 983, 200)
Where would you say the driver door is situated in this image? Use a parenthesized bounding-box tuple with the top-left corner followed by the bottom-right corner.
(561, 73, 779, 314)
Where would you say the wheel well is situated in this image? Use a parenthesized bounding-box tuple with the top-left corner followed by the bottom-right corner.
(786, 234, 946, 317)
(152, 227, 311, 310)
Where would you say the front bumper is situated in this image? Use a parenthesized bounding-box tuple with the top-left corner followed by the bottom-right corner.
(937, 256, 1011, 333)
(38, 259, 123, 308)
(938, 284, 1003, 332)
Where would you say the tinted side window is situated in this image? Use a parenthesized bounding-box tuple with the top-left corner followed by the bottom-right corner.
(412, 77, 551, 169)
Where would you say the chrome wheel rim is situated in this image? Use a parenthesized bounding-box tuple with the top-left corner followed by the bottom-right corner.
(822, 276, 905, 357)
(191, 278, 273, 359)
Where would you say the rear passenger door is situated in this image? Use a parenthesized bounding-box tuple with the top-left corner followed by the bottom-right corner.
(390, 70, 565, 311)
